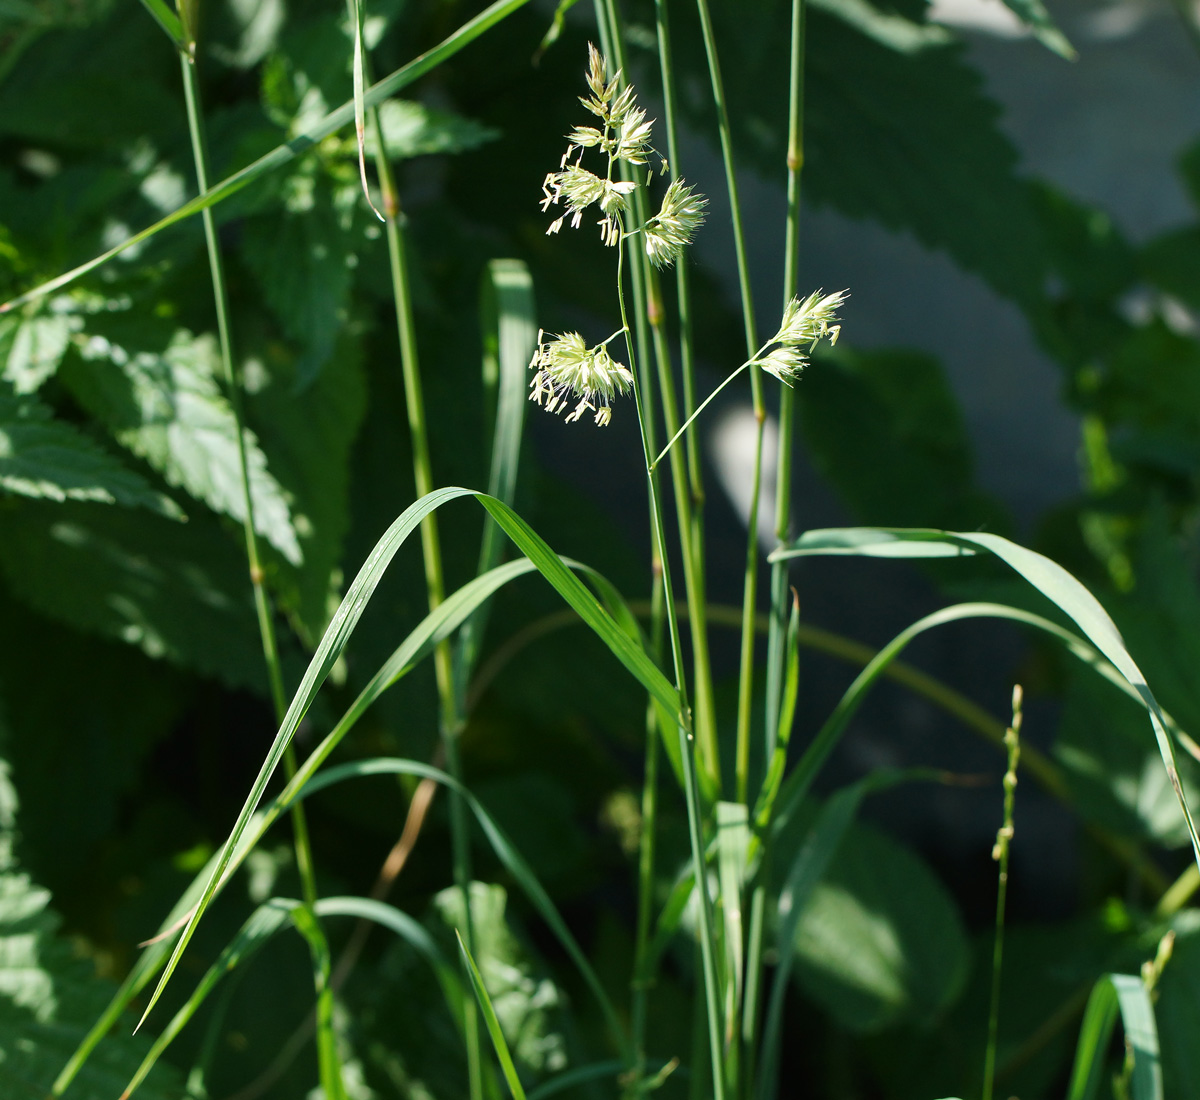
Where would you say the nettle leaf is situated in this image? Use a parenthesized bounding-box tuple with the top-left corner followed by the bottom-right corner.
(0, 498, 265, 690)
(790, 818, 968, 1033)
(242, 174, 357, 389)
(798, 345, 1010, 532)
(369, 99, 499, 159)
(0, 383, 180, 517)
(0, 730, 182, 1100)
(0, 870, 185, 1100)
(63, 327, 301, 565)
(672, 0, 1047, 308)
(433, 883, 568, 1078)
(0, 299, 82, 393)
(247, 333, 367, 642)
(1057, 667, 1200, 849)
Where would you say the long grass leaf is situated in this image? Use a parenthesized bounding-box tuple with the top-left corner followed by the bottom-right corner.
(755, 592, 800, 828)
(1, 0, 533, 314)
(457, 932, 528, 1100)
(120, 896, 465, 1098)
(1066, 974, 1162, 1100)
(773, 527, 1200, 870)
(121, 900, 299, 1099)
(136, 0, 184, 44)
(66, 547, 655, 1090)
(757, 781, 864, 1100)
(303, 757, 630, 1059)
(455, 259, 537, 703)
(136, 487, 677, 1030)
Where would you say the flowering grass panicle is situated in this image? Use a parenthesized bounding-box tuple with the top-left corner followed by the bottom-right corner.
(756, 288, 847, 384)
(529, 329, 634, 426)
(644, 179, 708, 269)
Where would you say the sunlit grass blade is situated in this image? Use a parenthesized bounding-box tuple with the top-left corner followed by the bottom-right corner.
(754, 591, 800, 828)
(136, 0, 184, 44)
(457, 931, 527, 1100)
(135, 487, 662, 1041)
(120, 896, 466, 1099)
(304, 757, 630, 1060)
(1066, 974, 1162, 1100)
(120, 899, 298, 1099)
(772, 527, 1200, 870)
(289, 905, 344, 1100)
(715, 802, 748, 1063)
(455, 259, 537, 703)
(1, 0, 533, 314)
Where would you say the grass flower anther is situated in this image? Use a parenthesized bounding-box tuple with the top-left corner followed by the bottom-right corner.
(529, 329, 634, 426)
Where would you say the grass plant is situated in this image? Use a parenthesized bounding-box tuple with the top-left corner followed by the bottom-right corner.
(2, 2, 1199, 1099)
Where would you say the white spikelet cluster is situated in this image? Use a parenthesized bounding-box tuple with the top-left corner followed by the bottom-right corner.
(529, 330, 634, 427)
(754, 289, 848, 384)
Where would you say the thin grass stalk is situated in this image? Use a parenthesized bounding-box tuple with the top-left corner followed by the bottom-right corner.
(649, 0, 714, 799)
(691, 3, 761, 1089)
(620, 235, 726, 1100)
(360, 66, 485, 1100)
(689, 0, 763, 818)
(178, 34, 337, 1090)
(178, 39, 320, 914)
(747, 0, 807, 1073)
(983, 687, 1023, 1100)
(631, 568, 665, 1082)
(652, 0, 704, 510)
(597, 0, 721, 792)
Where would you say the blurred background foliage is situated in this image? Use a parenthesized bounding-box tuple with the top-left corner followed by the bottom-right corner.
(2, 0, 1200, 1096)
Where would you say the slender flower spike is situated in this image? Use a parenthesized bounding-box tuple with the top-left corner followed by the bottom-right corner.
(529, 330, 634, 426)
(643, 179, 707, 269)
(773, 288, 847, 349)
(756, 288, 848, 384)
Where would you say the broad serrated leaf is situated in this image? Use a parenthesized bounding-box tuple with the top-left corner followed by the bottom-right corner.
(0, 300, 81, 392)
(672, 0, 1047, 308)
(0, 862, 183, 1100)
(368, 98, 499, 159)
(790, 818, 968, 1033)
(1057, 667, 1200, 849)
(435, 883, 567, 1078)
(0, 383, 180, 516)
(63, 326, 300, 564)
(247, 332, 366, 641)
(242, 178, 356, 389)
(0, 498, 265, 690)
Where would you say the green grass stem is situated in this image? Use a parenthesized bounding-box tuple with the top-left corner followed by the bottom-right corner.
(983, 686, 1023, 1100)
(358, 43, 484, 1100)
(178, 34, 335, 1089)
(749, 1, 807, 1077)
